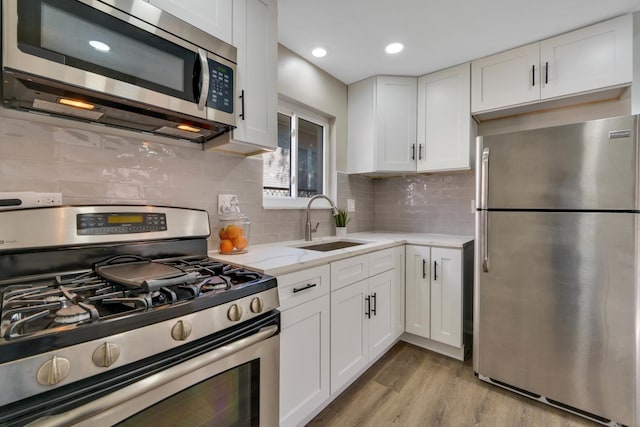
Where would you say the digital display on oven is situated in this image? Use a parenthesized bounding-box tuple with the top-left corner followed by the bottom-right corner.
(107, 215, 144, 224)
(77, 212, 167, 235)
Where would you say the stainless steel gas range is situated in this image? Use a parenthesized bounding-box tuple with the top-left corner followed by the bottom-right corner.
(0, 205, 280, 426)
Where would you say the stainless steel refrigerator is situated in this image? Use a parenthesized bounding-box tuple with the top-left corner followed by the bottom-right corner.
(474, 115, 639, 426)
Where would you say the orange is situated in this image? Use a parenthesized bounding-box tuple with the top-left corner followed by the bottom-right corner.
(219, 239, 234, 254)
(232, 236, 248, 251)
(218, 226, 228, 240)
(225, 224, 243, 240)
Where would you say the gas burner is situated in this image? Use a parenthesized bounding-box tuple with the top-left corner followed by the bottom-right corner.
(54, 302, 90, 324)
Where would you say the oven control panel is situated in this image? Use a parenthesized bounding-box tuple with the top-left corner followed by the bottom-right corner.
(77, 212, 167, 235)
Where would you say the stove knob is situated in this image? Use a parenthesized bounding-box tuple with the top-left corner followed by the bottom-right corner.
(171, 320, 192, 341)
(37, 356, 71, 386)
(92, 343, 120, 368)
(227, 304, 243, 322)
(250, 297, 264, 314)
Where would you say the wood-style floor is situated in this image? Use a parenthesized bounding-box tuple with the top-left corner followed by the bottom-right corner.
(307, 341, 595, 427)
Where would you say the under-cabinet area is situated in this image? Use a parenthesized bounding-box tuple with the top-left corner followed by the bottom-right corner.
(209, 232, 473, 427)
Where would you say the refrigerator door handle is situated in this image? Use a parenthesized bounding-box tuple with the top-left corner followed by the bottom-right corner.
(480, 147, 489, 209)
(482, 210, 489, 272)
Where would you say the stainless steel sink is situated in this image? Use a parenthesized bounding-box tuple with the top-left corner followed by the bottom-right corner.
(296, 240, 366, 252)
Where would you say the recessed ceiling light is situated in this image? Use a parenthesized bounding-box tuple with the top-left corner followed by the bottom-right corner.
(385, 43, 404, 54)
(89, 40, 110, 52)
(312, 47, 327, 58)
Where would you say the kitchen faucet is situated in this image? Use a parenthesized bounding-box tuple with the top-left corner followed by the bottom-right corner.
(305, 195, 339, 241)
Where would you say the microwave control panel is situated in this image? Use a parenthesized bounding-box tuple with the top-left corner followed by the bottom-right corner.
(207, 59, 234, 114)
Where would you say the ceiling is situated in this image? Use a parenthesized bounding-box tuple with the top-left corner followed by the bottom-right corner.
(277, 0, 640, 85)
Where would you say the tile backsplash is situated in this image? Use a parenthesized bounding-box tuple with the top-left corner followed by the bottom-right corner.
(374, 173, 475, 235)
(0, 116, 475, 248)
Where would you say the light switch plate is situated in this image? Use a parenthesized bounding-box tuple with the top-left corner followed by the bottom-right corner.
(347, 199, 356, 212)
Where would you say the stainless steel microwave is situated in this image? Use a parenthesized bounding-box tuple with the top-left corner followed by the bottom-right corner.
(1, 0, 237, 143)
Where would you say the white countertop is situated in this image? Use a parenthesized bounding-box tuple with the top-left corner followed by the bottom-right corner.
(208, 231, 473, 276)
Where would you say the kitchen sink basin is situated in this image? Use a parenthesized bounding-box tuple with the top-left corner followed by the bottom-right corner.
(296, 240, 367, 252)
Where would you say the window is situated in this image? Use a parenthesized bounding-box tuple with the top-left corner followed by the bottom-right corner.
(263, 102, 331, 209)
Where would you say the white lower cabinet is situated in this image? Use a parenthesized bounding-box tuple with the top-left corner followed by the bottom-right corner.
(330, 248, 401, 395)
(330, 278, 369, 394)
(404, 244, 473, 360)
(277, 244, 466, 423)
(405, 245, 431, 337)
(278, 265, 330, 427)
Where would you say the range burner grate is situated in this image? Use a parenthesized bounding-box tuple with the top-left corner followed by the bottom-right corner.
(0, 257, 265, 340)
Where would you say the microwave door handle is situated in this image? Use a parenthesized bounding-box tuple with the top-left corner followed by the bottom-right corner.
(196, 48, 209, 111)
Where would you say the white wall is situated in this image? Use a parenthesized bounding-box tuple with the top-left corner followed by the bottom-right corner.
(277, 45, 348, 172)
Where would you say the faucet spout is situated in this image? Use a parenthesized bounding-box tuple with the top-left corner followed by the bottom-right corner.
(305, 194, 339, 241)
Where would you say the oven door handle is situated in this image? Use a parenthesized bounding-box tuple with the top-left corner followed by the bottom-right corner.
(26, 325, 279, 427)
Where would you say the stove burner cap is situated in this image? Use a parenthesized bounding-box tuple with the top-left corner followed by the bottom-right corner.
(54, 303, 90, 324)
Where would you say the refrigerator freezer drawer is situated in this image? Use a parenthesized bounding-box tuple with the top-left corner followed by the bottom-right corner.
(474, 211, 637, 426)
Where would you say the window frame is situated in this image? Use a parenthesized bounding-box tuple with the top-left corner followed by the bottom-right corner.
(262, 99, 335, 210)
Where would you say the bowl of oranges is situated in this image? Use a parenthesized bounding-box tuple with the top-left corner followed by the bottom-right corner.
(217, 215, 250, 254)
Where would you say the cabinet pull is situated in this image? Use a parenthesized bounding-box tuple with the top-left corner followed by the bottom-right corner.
(239, 89, 246, 120)
(292, 283, 317, 294)
(411, 144, 416, 160)
(545, 62, 549, 84)
(365, 295, 371, 319)
(434, 261, 438, 281)
(422, 259, 426, 279)
(418, 144, 423, 160)
(371, 292, 377, 316)
(531, 65, 535, 87)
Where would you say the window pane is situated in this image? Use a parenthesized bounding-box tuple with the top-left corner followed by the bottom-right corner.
(297, 118, 324, 198)
(263, 113, 292, 197)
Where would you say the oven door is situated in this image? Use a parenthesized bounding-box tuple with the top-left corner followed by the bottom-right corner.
(23, 313, 279, 427)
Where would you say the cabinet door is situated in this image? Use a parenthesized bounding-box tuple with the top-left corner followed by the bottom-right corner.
(540, 14, 632, 100)
(430, 247, 463, 347)
(375, 76, 417, 172)
(280, 295, 330, 427)
(148, 0, 232, 44)
(231, 0, 277, 150)
(471, 43, 540, 113)
(330, 279, 369, 394)
(417, 63, 471, 172)
(368, 270, 395, 360)
(405, 245, 431, 338)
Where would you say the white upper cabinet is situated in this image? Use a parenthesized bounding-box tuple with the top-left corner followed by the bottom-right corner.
(375, 77, 418, 172)
(417, 63, 472, 172)
(348, 76, 417, 174)
(471, 43, 540, 113)
(147, 0, 232, 44)
(539, 15, 632, 100)
(472, 14, 632, 114)
(230, 0, 278, 153)
(348, 68, 472, 175)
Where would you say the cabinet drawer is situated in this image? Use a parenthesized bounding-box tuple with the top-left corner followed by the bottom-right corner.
(368, 248, 399, 277)
(331, 254, 369, 291)
(278, 265, 330, 311)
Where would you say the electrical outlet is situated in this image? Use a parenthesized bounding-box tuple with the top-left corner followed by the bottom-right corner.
(347, 199, 356, 212)
(470, 199, 476, 213)
(218, 194, 237, 214)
